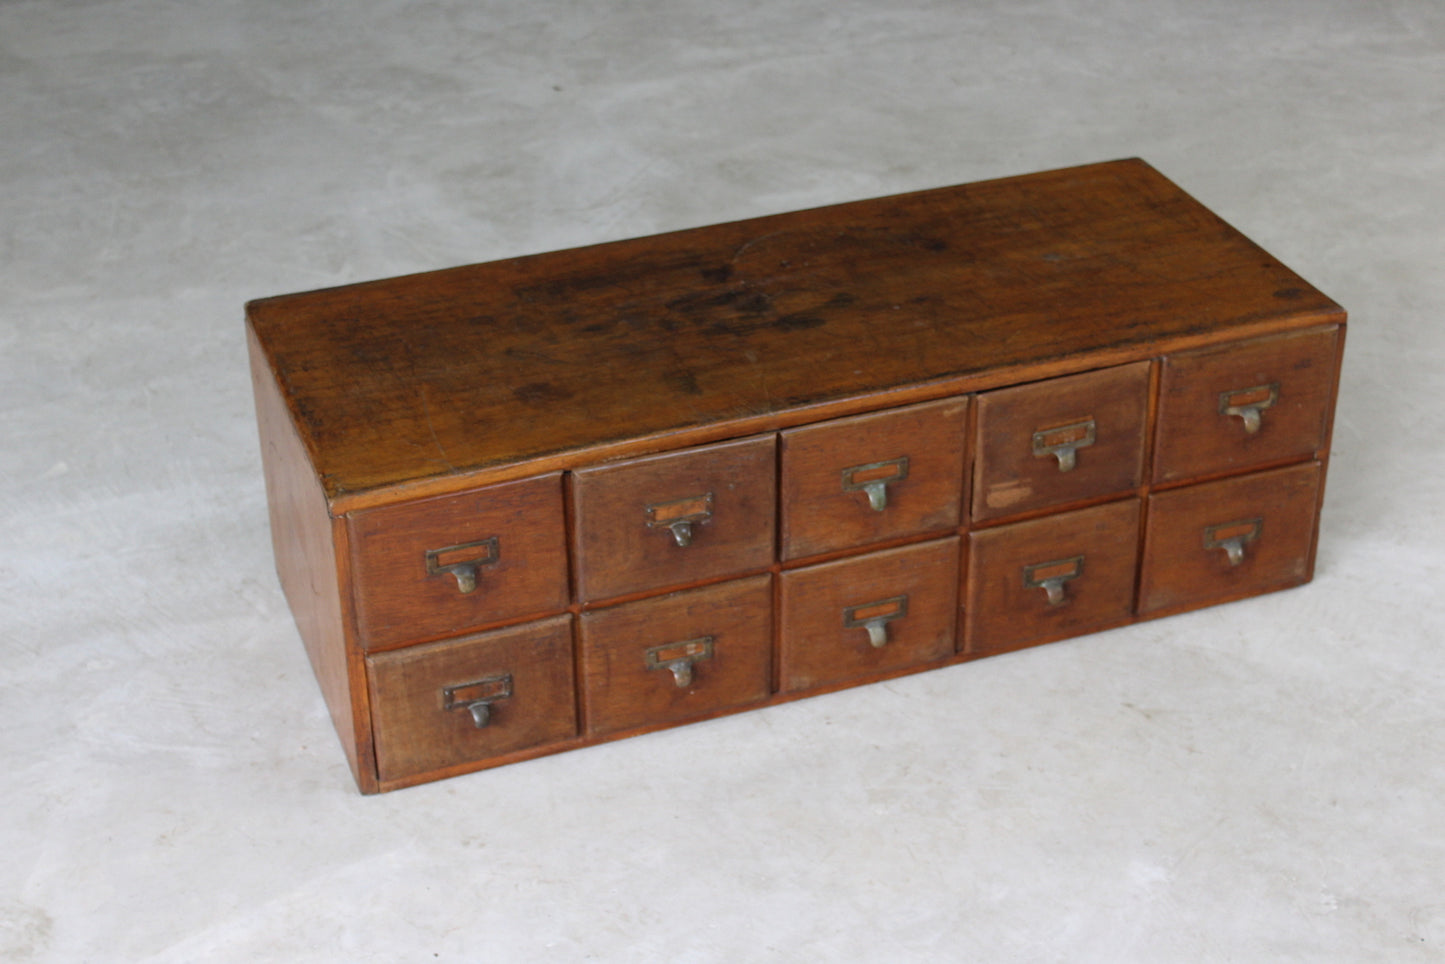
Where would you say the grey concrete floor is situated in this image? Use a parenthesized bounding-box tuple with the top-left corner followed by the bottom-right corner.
(2, 1, 1443, 961)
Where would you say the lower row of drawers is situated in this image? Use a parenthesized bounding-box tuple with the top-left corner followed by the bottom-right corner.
(366, 461, 1323, 785)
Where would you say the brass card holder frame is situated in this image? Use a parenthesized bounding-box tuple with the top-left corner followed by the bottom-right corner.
(645, 492, 715, 548)
(1204, 518, 1262, 566)
(841, 456, 910, 511)
(843, 595, 909, 648)
(1023, 555, 1084, 606)
(425, 536, 500, 594)
(644, 635, 714, 688)
(443, 672, 513, 729)
(1032, 418, 1096, 472)
(1219, 383, 1278, 435)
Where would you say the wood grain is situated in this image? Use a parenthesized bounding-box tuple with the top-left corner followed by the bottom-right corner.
(965, 498, 1142, 655)
(780, 397, 968, 560)
(248, 159, 1346, 792)
(1139, 461, 1323, 615)
(1153, 326, 1340, 484)
(972, 361, 1150, 522)
(367, 615, 576, 784)
(246, 158, 1343, 506)
(348, 474, 570, 650)
(247, 323, 375, 791)
(579, 575, 773, 737)
(778, 537, 960, 692)
(570, 435, 776, 602)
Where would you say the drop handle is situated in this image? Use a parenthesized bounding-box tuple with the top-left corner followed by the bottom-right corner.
(1023, 555, 1084, 607)
(841, 457, 910, 512)
(646, 492, 714, 548)
(1219, 384, 1278, 435)
(425, 536, 500, 594)
(644, 636, 714, 689)
(1032, 419, 1096, 473)
(443, 673, 513, 729)
(1204, 519, 1262, 566)
(843, 595, 909, 648)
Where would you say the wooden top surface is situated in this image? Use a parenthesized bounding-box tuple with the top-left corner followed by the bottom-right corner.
(247, 158, 1342, 506)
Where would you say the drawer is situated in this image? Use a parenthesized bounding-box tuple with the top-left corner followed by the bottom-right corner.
(579, 574, 773, 737)
(571, 435, 777, 602)
(972, 361, 1150, 522)
(965, 499, 1141, 655)
(1152, 326, 1340, 483)
(778, 537, 960, 693)
(349, 474, 571, 650)
(1139, 461, 1322, 615)
(367, 614, 577, 784)
(780, 397, 968, 560)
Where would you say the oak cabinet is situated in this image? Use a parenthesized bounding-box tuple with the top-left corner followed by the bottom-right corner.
(248, 159, 1344, 791)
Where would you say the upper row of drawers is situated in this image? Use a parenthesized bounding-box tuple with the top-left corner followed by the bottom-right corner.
(348, 326, 1340, 649)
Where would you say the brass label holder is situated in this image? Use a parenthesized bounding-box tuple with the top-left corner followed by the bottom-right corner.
(1204, 518, 1262, 566)
(425, 536, 500, 594)
(645, 492, 715, 547)
(841, 456, 910, 511)
(1023, 555, 1084, 606)
(1219, 383, 1278, 435)
(644, 635, 714, 688)
(843, 595, 909, 648)
(1032, 419, 1096, 472)
(443, 673, 513, 729)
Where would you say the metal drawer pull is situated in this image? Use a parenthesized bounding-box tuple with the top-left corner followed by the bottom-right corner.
(1219, 383, 1278, 435)
(1032, 418, 1096, 472)
(443, 673, 513, 729)
(841, 456, 910, 511)
(1204, 518, 1262, 566)
(645, 492, 714, 547)
(843, 595, 909, 648)
(644, 636, 714, 688)
(1023, 555, 1084, 606)
(425, 536, 500, 594)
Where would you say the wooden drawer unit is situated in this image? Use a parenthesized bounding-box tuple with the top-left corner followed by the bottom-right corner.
(367, 615, 577, 784)
(570, 435, 776, 602)
(965, 499, 1142, 656)
(1153, 326, 1341, 483)
(973, 361, 1151, 522)
(349, 474, 570, 650)
(248, 158, 1345, 791)
(579, 575, 774, 738)
(779, 537, 960, 693)
(1139, 461, 1325, 616)
(780, 398, 969, 560)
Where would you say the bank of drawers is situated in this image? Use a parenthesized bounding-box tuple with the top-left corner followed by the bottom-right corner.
(357, 325, 1339, 786)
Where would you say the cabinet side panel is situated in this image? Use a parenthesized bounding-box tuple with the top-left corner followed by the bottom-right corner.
(247, 321, 375, 792)
(1307, 318, 1347, 582)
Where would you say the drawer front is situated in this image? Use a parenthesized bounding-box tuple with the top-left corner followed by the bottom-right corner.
(579, 575, 773, 738)
(780, 397, 968, 560)
(349, 474, 570, 650)
(1152, 326, 1340, 483)
(779, 537, 960, 693)
(367, 615, 577, 784)
(571, 435, 777, 602)
(965, 499, 1141, 655)
(972, 361, 1150, 522)
(1139, 461, 1322, 615)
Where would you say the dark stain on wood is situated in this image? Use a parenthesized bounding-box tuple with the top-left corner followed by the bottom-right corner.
(247, 158, 1343, 500)
(513, 381, 574, 406)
